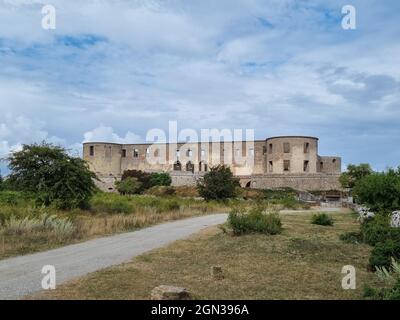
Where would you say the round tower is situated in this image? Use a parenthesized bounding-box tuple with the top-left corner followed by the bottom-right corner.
(265, 136, 318, 174)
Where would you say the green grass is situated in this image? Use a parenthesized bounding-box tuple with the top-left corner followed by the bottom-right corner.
(30, 210, 380, 300)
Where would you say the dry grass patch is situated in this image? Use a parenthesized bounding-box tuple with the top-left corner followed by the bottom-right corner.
(31, 210, 379, 300)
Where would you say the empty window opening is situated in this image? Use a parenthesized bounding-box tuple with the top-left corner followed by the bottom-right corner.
(173, 161, 182, 171)
(89, 146, 94, 156)
(269, 161, 273, 173)
(320, 162, 324, 171)
(186, 161, 194, 173)
(304, 142, 310, 153)
(304, 160, 309, 172)
(186, 149, 192, 157)
(245, 181, 251, 188)
(133, 149, 139, 158)
(332, 158, 336, 163)
(283, 160, 290, 172)
(283, 143, 290, 153)
(122, 149, 127, 158)
(176, 149, 180, 159)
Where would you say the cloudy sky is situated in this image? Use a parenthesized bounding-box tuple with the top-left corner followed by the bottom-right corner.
(0, 0, 399, 174)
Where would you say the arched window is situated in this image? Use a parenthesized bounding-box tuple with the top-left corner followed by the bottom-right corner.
(186, 161, 194, 173)
(173, 161, 182, 171)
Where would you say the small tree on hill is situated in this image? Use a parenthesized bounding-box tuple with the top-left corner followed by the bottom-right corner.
(149, 172, 172, 187)
(8, 142, 97, 209)
(353, 167, 400, 212)
(116, 177, 142, 195)
(339, 163, 373, 189)
(197, 165, 240, 200)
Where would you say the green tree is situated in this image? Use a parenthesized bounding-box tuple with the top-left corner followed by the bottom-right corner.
(353, 168, 400, 212)
(121, 170, 152, 192)
(149, 172, 172, 187)
(339, 163, 373, 189)
(8, 142, 97, 209)
(197, 165, 240, 200)
(115, 177, 142, 195)
(0, 173, 3, 191)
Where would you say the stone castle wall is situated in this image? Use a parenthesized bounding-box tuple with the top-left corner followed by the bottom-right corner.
(83, 135, 342, 192)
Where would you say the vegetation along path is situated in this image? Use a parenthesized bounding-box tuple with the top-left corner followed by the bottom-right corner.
(0, 214, 228, 300)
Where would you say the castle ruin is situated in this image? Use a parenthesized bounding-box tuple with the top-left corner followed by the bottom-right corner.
(83, 136, 342, 192)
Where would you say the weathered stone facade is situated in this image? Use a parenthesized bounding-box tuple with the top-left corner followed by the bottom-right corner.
(83, 136, 342, 192)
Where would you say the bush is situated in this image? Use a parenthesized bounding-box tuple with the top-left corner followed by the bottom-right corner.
(340, 231, 363, 244)
(361, 214, 392, 246)
(7, 142, 97, 209)
(353, 168, 400, 212)
(311, 213, 334, 226)
(369, 240, 400, 270)
(228, 207, 282, 235)
(116, 177, 142, 195)
(121, 170, 152, 192)
(197, 165, 240, 200)
(364, 259, 400, 300)
(339, 163, 373, 189)
(149, 172, 172, 187)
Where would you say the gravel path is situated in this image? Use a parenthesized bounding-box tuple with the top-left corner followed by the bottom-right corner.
(0, 214, 228, 300)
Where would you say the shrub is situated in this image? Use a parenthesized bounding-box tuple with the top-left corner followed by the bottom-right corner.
(7, 142, 97, 209)
(364, 259, 400, 300)
(197, 165, 240, 200)
(228, 207, 282, 235)
(149, 172, 172, 187)
(368, 240, 400, 270)
(116, 177, 142, 195)
(361, 214, 392, 246)
(145, 186, 176, 197)
(339, 163, 373, 189)
(353, 168, 400, 212)
(340, 231, 363, 244)
(0, 191, 27, 206)
(121, 170, 152, 191)
(311, 213, 334, 226)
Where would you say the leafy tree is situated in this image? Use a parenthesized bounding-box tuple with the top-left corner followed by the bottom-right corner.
(121, 170, 152, 191)
(353, 168, 400, 212)
(339, 163, 373, 189)
(7, 142, 97, 209)
(115, 177, 142, 195)
(0, 173, 3, 191)
(149, 172, 172, 187)
(197, 165, 240, 200)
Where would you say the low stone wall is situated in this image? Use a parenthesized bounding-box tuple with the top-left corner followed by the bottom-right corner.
(170, 172, 204, 187)
(95, 172, 341, 192)
(241, 173, 342, 191)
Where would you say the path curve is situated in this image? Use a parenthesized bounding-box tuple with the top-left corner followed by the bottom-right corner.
(0, 214, 227, 300)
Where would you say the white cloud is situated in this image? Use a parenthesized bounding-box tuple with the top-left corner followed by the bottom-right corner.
(83, 125, 141, 144)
